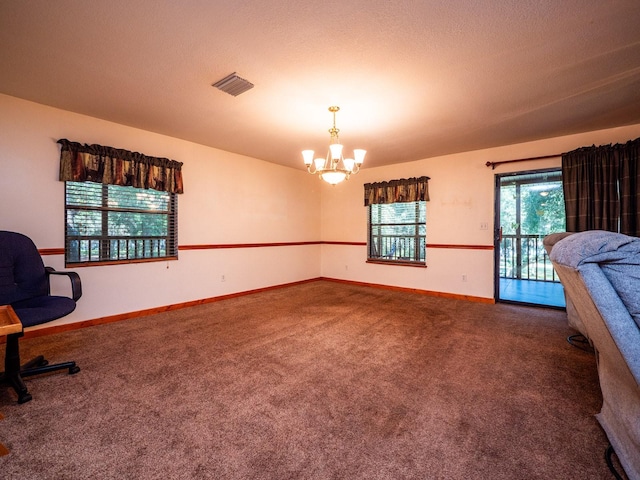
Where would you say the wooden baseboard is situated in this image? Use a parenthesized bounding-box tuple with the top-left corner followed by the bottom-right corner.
(17, 277, 493, 340)
(319, 277, 495, 304)
(20, 278, 320, 340)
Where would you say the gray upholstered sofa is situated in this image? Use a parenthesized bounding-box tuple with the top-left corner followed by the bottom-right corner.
(545, 230, 640, 480)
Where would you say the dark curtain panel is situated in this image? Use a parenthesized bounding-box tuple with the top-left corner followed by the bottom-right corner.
(364, 176, 430, 206)
(58, 139, 184, 194)
(562, 137, 640, 236)
(617, 138, 640, 236)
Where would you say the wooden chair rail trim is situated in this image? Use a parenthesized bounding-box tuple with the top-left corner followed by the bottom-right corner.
(427, 244, 493, 250)
(39, 248, 65, 256)
(179, 241, 319, 250)
(39, 242, 492, 256)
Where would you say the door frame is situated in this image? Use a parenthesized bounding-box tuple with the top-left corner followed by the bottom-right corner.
(493, 167, 563, 305)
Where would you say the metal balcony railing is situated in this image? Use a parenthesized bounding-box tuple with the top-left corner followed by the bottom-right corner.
(369, 234, 426, 263)
(500, 234, 559, 282)
(66, 235, 170, 263)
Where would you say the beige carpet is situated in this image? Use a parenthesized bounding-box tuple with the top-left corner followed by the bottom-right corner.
(0, 281, 619, 479)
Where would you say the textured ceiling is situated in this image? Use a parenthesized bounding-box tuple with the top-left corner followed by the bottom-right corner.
(1, 1, 640, 170)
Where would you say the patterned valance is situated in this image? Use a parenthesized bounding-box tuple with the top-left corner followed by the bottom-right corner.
(58, 139, 184, 194)
(364, 176, 430, 206)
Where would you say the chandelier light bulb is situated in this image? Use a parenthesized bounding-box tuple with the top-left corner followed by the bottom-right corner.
(354, 149, 366, 165)
(302, 150, 314, 165)
(343, 158, 355, 172)
(329, 143, 343, 160)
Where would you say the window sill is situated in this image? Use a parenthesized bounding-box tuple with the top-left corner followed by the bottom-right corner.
(66, 256, 178, 268)
(366, 259, 427, 268)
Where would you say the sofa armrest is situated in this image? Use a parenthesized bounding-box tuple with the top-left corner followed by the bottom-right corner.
(580, 263, 640, 387)
(542, 232, 574, 256)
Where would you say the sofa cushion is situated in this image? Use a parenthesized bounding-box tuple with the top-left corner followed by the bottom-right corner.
(551, 230, 640, 329)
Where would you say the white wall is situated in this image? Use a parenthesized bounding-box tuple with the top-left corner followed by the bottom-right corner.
(320, 123, 640, 299)
(0, 94, 322, 326)
(2, 93, 640, 325)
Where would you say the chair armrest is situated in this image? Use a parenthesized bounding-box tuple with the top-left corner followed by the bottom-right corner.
(45, 267, 82, 301)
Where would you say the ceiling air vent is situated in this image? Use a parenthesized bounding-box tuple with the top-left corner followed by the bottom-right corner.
(212, 72, 254, 96)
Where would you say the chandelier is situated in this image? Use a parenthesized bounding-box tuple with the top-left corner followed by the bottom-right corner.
(302, 106, 366, 185)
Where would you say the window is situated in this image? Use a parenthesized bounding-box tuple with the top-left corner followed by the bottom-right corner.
(368, 200, 426, 265)
(65, 181, 177, 265)
(364, 176, 430, 266)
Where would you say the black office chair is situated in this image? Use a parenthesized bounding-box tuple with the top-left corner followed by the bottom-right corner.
(0, 231, 81, 403)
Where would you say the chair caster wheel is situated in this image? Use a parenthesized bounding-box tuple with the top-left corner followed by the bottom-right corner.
(69, 365, 80, 375)
(18, 392, 33, 404)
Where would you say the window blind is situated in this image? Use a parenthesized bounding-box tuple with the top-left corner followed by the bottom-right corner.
(368, 201, 426, 264)
(65, 181, 178, 265)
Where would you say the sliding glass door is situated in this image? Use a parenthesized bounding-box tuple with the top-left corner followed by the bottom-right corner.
(494, 169, 566, 307)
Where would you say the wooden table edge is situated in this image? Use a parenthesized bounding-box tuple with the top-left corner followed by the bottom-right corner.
(0, 305, 23, 335)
